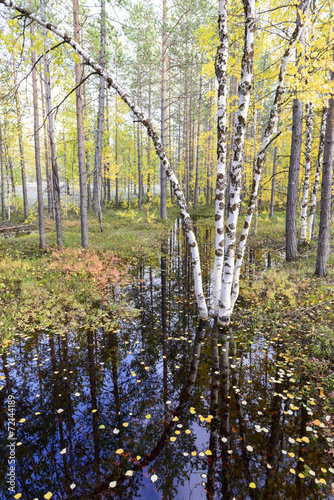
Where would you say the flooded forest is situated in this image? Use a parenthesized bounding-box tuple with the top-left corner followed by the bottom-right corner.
(0, 0, 334, 499)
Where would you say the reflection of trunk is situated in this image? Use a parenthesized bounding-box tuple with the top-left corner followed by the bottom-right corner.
(219, 327, 231, 498)
(161, 240, 168, 421)
(91, 320, 208, 496)
(12, 53, 28, 219)
(87, 329, 100, 470)
(300, 103, 314, 243)
(308, 107, 327, 239)
(207, 324, 220, 500)
(30, 0, 46, 249)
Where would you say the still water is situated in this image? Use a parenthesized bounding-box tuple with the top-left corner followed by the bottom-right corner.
(0, 221, 333, 499)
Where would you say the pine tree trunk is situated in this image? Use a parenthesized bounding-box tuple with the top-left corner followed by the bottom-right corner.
(160, 0, 167, 219)
(300, 102, 314, 243)
(41, 0, 63, 249)
(72, 0, 89, 246)
(269, 146, 278, 217)
(286, 98, 303, 260)
(12, 53, 28, 220)
(308, 106, 327, 239)
(193, 61, 203, 210)
(30, 0, 46, 249)
(212, 0, 228, 315)
(315, 75, 334, 276)
(93, 0, 105, 231)
(0, 123, 5, 222)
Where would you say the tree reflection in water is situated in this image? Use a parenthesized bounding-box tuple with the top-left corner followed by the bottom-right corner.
(0, 223, 332, 499)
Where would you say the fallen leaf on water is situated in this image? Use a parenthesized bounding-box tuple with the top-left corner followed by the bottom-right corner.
(14, 495, 22, 499)
(123, 423, 129, 427)
(99, 425, 105, 429)
(290, 469, 296, 475)
(18, 419, 26, 423)
(249, 483, 256, 489)
(185, 429, 191, 434)
(57, 409, 64, 414)
(299, 473, 305, 479)
(116, 449, 124, 454)
(301, 437, 309, 443)
(170, 437, 176, 442)
(70, 484, 76, 490)
(125, 470, 133, 477)
(319, 478, 327, 484)
(145, 414, 151, 419)
(288, 452, 295, 458)
(205, 450, 212, 456)
(246, 445, 253, 452)
(109, 481, 117, 488)
(313, 419, 321, 426)
(151, 474, 158, 483)
(59, 448, 66, 455)
(44, 493, 53, 500)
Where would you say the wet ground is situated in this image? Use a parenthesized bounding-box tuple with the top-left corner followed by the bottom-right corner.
(0, 221, 333, 499)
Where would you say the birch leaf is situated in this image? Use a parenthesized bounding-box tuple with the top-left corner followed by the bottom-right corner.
(59, 448, 66, 454)
(109, 481, 117, 488)
(151, 474, 158, 483)
(44, 494, 53, 500)
(249, 483, 256, 489)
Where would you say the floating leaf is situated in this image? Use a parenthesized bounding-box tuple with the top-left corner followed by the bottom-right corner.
(246, 445, 253, 452)
(57, 409, 64, 414)
(185, 429, 191, 434)
(113, 428, 120, 434)
(313, 419, 321, 426)
(14, 495, 22, 499)
(122, 423, 129, 427)
(109, 481, 117, 488)
(151, 474, 158, 483)
(288, 452, 295, 458)
(319, 478, 327, 484)
(298, 473, 305, 478)
(170, 437, 176, 442)
(116, 449, 124, 454)
(145, 414, 151, 419)
(249, 483, 256, 489)
(290, 469, 296, 475)
(92, 409, 97, 413)
(205, 450, 212, 456)
(74, 392, 80, 397)
(59, 448, 66, 455)
(125, 470, 133, 477)
(191, 451, 197, 456)
(18, 418, 26, 423)
(99, 425, 105, 429)
(44, 493, 53, 500)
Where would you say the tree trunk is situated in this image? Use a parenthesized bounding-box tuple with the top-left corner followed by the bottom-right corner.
(193, 60, 203, 210)
(5, 0, 208, 320)
(269, 146, 278, 217)
(160, 0, 167, 219)
(137, 64, 142, 210)
(40, 73, 53, 217)
(41, 0, 63, 249)
(286, 98, 303, 260)
(12, 52, 28, 220)
(315, 75, 334, 276)
(147, 66, 152, 202)
(212, 0, 228, 315)
(83, 78, 91, 211)
(218, 0, 256, 326)
(0, 123, 5, 222)
(229, 0, 310, 316)
(93, 0, 105, 231)
(72, 0, 89, 246)
(300, 102, 314, 243)
(308, 106, 327, 239)
(30, 0, 46, 249)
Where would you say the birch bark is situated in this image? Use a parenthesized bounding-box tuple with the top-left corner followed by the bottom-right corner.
(218, 0, 256, 326)
(300, 102, 314, 243)
(229, 0, 311, 315)
(2, 0, 208, 319)
(308, 106, 327, 239)
(160, 0, 167, 220)
(212, 0, 228, 315)
(0, 123, 5, 222)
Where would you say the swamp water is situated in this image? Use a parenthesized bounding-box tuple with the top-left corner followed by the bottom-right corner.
(0, 220, 333, 499)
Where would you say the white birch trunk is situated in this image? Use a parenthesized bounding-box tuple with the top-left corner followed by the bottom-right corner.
(308, 106, 327, 239)
(229, 0, 311, 314)
(300, 102, 314, 244)
(1, 0, 208, 319)
(217, 0, 256, 326)
(212, 0, 228, 315)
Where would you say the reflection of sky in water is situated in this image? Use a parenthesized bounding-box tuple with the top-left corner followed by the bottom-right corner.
(0, 223, 333, 499)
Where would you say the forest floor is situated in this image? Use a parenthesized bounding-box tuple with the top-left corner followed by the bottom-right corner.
(0, 205, 333, 411)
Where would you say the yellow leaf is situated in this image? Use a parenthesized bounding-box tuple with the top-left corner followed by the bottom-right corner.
(14, 495, 22, 499)
(313, 419, 321, 426)
(172, 416, 179, 421)
(123, 423, 129, 427)
(18, 418, 26, 423)
(205, 450, 212, 455)
(99, 425, 105, 429)
(319, 478, 326, 484)
(288, 452, 295, 458)
(185, 429, 191, 434)
(301, 436, 309, 443)
(249, 482, 256, 489)
(116, 449, 124, 454)
(145, 414, 151, 419)
(298, 473, 305, 478)
(44, 493, 53, 500)
(170, 437, 176, 442)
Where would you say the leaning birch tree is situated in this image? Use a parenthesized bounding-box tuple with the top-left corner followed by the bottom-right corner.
(0, 0, 311, 329)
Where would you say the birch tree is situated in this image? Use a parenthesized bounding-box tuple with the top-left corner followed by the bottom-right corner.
(300, 102, 314, 244)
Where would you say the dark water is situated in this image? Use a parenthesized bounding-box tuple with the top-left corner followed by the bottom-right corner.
(0, 221, 333, 499)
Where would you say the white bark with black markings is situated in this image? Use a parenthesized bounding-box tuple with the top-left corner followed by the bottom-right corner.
(300, 102, 314, 244)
